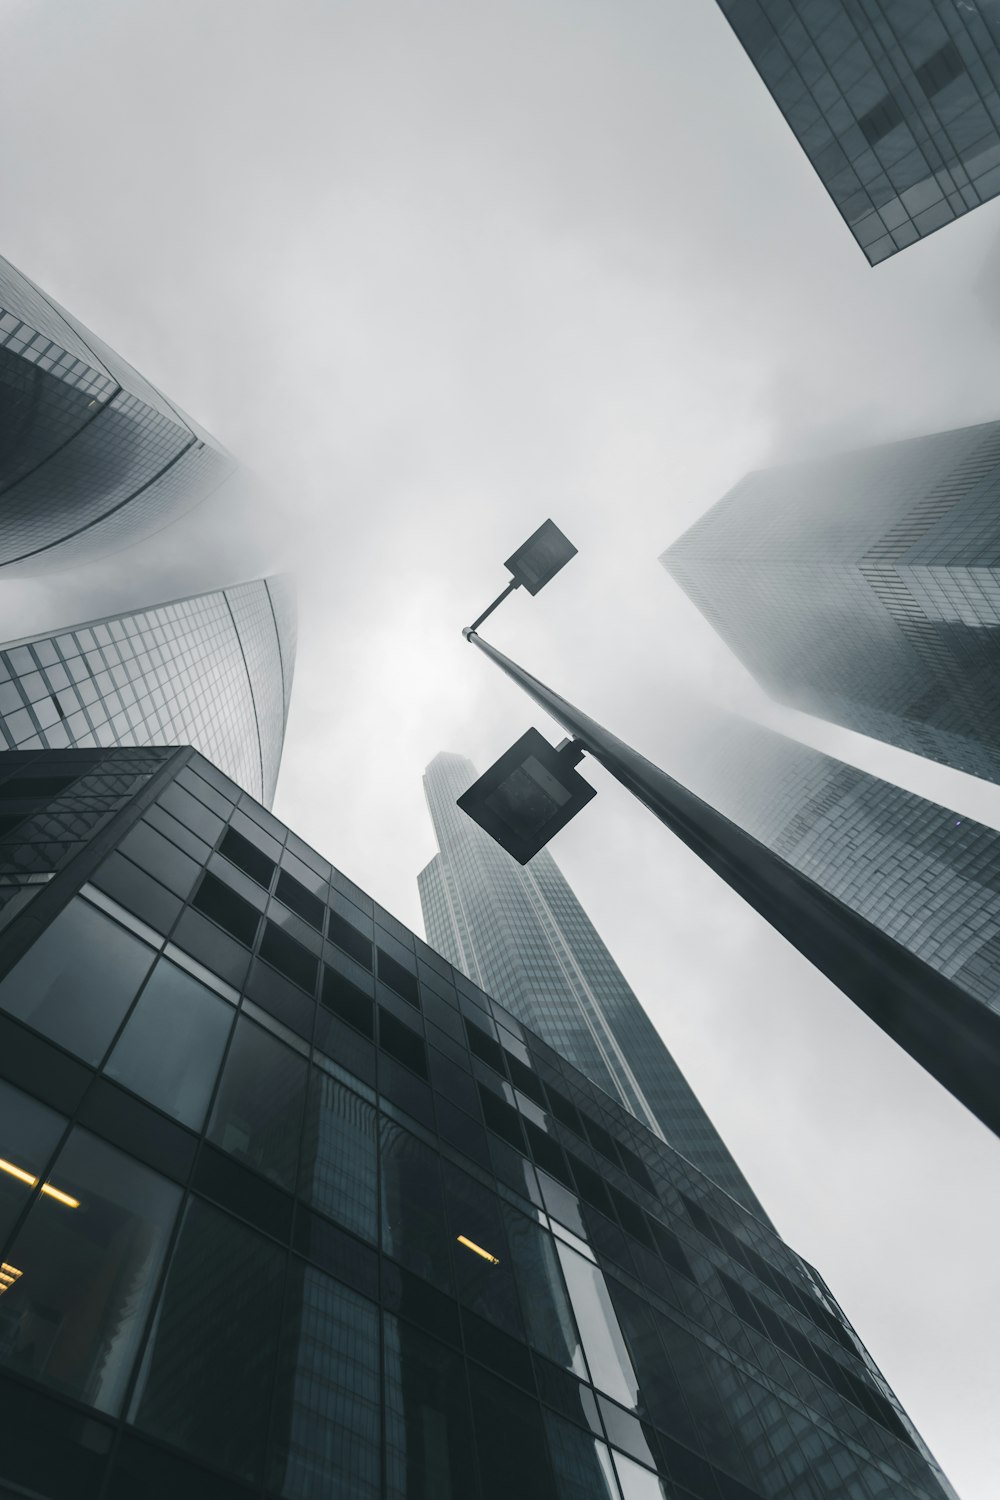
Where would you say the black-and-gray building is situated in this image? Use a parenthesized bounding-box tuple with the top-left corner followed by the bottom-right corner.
(420, 752, 763, 1217)
(0, 578, 295, 806)
(0, 745, 959, 1499)
(662, 418, 1000, 784)
(718, 1, 1000, 262)
(0, 254, 234, 574)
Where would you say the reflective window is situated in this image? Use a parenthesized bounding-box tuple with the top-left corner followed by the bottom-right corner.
(104, 959, 235, 1128)
(612, 1452, 669, 1499)
(192, 872, 261, 947)
(502, 1205, 587, 1376)
(0, 1080, 66, 1243)
(0, 1128, 180, 1414)
(130, 1198, 284, 1485)
(442, 1162, 522, 1338)
(298, 1071, 377, 1243)
(269, 1264, 381, 1499)
(0, 898, 155, 1064)
(555, 1242, 639, 1409)
(380, 1121, 452, 1293)
(207, 1017, 306, 1188)
(469, 1363, 554, 1500)
(545, 1411, 620, 1500)
(384, 1316, 477, 1500)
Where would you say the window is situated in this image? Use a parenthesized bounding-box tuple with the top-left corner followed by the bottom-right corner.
(378, 1008, 428, 1078)
(0, 898, 155, 1064)
(327, 911, 373, 970)
(207, 1017, 306, 1188)
(384, 1316, 477, 1500)
(377, 948, 419, 1008)
(380, 1121, 453, 1293)
(259, 920, 318, 994)
(192, 872, 261, 947)
(321, 968, 374, 1038)
(0, 1080, 66, 1243)
(545, 1412, 620, 1500)
(0, 1128, 180, 1414)
(104, 959, 235, 1128)
(275, 869, 324, 931)
(218, 826, 275, 889)
(502, 1206, 587, 1376)
(299, 1072, 378, 1244)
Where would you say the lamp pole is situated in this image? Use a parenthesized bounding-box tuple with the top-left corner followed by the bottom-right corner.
(462, 622, 1000, 1138)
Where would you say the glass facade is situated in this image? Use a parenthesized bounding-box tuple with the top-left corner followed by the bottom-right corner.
(0, 577, 295, 806)
(0, 253, 235, 574)
(419, 753, 765, 1217)
(663, 417, 1000, 784)
(719, 1, 1000, 262)
(0, 744, 958, 1499)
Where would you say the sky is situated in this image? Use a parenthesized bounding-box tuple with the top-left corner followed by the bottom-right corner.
(2, 1, 1000, 1494)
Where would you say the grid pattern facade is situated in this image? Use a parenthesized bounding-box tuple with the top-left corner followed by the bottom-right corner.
(719, 1, 1000, 263)
(0, 746, 956, 1500)
(0, 577, 295, 807)
(663, 418, 1000, 784)
(419, 753, 766, 1217)
(0, 255, 234, 574)
(672, 711, 1000, 1022)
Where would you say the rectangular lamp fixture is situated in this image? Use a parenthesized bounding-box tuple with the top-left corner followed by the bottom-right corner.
(0, 1156, 80, 1209)
(457, 1234, 500, 1265)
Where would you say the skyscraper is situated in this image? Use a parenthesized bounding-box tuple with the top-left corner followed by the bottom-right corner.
(662, 418, 1000, 783)
(667, 704, 1000, 1057)
(718, 1, 1000, 263)
(0, 577, 295, 806)
(0, 744, 958, 1499)
(0, 254, 234, 574)
(419, 751, 764, 1215)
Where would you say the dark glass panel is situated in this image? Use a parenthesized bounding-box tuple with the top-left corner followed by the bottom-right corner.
(206, 1018, 306, 1189)
(191, 872, 260, 947)
(0, 1128, 180, 1414)
(157, 782, 225, 845)
(109, 1432, 255, 1500)
(320, 967, 374, 1038)
(193, 1144, 294, 1242)
(379, 1120, 453, 1293)
(104, 959, 234, 1128)
(298, 1070, 377, 1244)
(219, 825, 276, 889)
(78, 1079, 197, 1185)
(568, 1155, 614, 1217)
(461, 1306, 534, 1389)
(274, 869, 324, 931)
(118, 820, 200, 898)
(384, 1315, 479, 1500)
(129, 1199, 284, 1486)
(0, 1078, 66, 1243)
(501, 1204, 587, 1375)
(0, 898, 155, 1064)
(478, 1084, 525, 1150)
(378, 1007, 428, 1078)
(381, 1260, 461, 1346)
(468, 1363, 555, 1500)
(376, 948, 419, 1007)
(259, 920, 318, 995)
(545, 1085, 584, 1137)
(441, 1161, 522, 1337)
(293, 1208, 379, 1302)
(647, 1217, 694, 1281)
(581, 1114, 620, 1166)
(0, 1373, 112, 1500)
(505, 1051, 546, 1105)
(268, 1263, 381, 1500)
(327, 911, 373, 970)
(466, 1020, 506, 1074)
(544, 1410, 620, 1500)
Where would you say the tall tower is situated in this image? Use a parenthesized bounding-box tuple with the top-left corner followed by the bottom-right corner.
(718, 0, 1000, 263)
(663, 418, 1000, 783)
(419, 750, 764, 1215)
(0, 577, 295, 806)
(0, 254, 234, 574)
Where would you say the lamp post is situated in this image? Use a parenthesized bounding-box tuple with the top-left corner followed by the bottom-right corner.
(459, 522, 1000, 1138)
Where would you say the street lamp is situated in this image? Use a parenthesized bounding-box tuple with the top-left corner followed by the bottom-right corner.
(459, 522, 1000, 1139)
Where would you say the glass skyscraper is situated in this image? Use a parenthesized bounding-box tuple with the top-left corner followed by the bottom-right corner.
(0, 577, 295, 806)
(663, 417, 1000, 784)
(419, 751, 766, 1216)
(0, 744, 958, 1499)
(0, 253, 234, 574)
(718, 1, 1000, 262)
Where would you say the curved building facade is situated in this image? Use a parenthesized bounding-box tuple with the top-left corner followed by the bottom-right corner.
(0, 255, 234, 574)
(0, 576, 295, 806)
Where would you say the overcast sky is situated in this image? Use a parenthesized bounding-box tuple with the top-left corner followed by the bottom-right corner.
(2, 2, 1000, 1494)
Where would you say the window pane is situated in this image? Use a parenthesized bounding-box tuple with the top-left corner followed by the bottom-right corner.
(0, 1080, 66, 1244)
(0, 1128, 180, 1414)
(384, 1315, 478, 1500)
(556, 1242, 639, 1408)
(299, 1072, 377, 1243)
(130, 1198, 284, 1485)
(545, 1411, 620, 1500)
(0, 898, 156, 1064)
(380, 1120, 452, 1292)
(613, 1452, 669, 1499)
(502, 1205, 587, 1376)
(207, 1017, 306, 1188)
(104, 959, 235, 1128)
(469, 1363, 554, 1500)
(442, 1162, 522, 1338)
(269, 1264, 381, 1499)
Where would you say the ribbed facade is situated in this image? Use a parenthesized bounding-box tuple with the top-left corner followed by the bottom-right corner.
(663, 418, 1000, 784)
(418, 751, 765, 1217)
(0, 254, 234, 573)
(719, 1, 1000, 263)
(0, 745, 959, 1500)
(0, 577, 295, 806)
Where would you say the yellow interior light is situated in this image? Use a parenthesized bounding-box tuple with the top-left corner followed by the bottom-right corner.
(0, 1263, 22, 1294)
(457, 1234, 500, 1265)
(0, 1157, 79, 1208)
